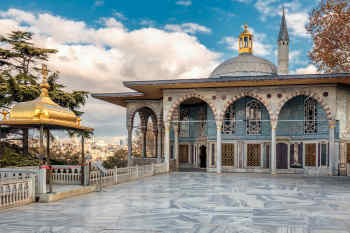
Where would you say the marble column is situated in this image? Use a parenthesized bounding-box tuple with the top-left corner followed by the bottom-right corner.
(157, 125, 162, 162)
(153, 129, 158, 158)
(164, 123, 170, 172)
(127, 127, 133, 166)
(216, 122, 222, 174)
(173, 124, 179, 170)
(271, 126, 277, 175)
(142, 126, 147, 158)
(329, 121, 336, 176)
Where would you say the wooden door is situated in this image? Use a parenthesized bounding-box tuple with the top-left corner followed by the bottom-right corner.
(222, 144, 234, 166)
(179, 145, 189, 163)
(347, 143, 350, 164)
(247, 144, 261, 167)
(305, 143, 316, 167)
(265, 144, 270, 168)
(276, 143, 288, 169)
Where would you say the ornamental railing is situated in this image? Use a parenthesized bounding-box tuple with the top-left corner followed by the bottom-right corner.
(0, 162, 169, 209)
(51, 165, 81, 185)
(0, 176, 35, 209)
(89, 163, 168, 186)
(170, 120, 337, 139)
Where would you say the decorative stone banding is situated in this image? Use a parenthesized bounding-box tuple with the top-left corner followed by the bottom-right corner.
(166, 93, 218, 123)
(273, 91, 333, 123)
(220, 92, 273, 123)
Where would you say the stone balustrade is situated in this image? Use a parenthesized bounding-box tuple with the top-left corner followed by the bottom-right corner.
(0, 162, 168, 209)
(51, 165, 81, 185)
(0, 177, 35, 209)
(89, 163, 168, 186)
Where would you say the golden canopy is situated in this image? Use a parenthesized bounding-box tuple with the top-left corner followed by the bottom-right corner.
(0, 65, 93, 131)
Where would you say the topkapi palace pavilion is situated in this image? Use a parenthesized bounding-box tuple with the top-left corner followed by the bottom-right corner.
(93, 10, 350, 176)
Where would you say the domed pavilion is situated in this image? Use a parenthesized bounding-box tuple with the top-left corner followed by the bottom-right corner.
(92, 10, 350, 177)
(0, 65, 93, 192)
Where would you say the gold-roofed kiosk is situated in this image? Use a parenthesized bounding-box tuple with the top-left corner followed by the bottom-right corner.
(1, 65, 91, 131)
(0, 64, 93, 192)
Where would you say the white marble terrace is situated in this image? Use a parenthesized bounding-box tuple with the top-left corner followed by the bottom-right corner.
(1, 172, 350, 233)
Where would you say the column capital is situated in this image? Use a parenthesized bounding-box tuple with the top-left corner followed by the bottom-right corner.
(270, 119, 278, 129)
(164, 121, 170, 130)
(216, 120, 223, 130)
(329, 120, 337, 128)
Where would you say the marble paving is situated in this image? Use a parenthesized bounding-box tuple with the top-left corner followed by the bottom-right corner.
(1, 172, 350, 233)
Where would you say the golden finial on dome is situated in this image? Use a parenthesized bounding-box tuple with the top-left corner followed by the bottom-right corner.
(40, 64, 50, 97)
(243, 23, 248, 31)
(238, 23, 253, 55)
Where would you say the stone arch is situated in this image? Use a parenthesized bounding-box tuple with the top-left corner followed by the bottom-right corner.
(220, 92, 273, 122)
(128, 106, 158, 132)
(274, 91, 333, 123)
(166, 93, 218, 123)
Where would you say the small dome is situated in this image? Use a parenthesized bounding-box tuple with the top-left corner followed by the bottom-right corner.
(210, 53, 277, 78)
(0, 65, 92, 131)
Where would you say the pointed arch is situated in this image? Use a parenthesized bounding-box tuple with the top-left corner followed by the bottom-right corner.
(220, 92, 273, 122)
(128, 106, 158, 133)
(166, 93, 218, 122)
(274, 91, 333, 123)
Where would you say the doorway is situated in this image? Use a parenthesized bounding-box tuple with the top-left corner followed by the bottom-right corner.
(276, 143, 288, 169)
(179, 145, 189, 163)
(199, 145, 207, 168)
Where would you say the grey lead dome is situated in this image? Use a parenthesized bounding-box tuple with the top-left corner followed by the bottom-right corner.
(210, 53, 277, 78)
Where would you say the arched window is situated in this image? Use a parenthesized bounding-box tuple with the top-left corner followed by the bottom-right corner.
(246, 100, 262, 135)
(304, 98, 318, 134)
(222, 104, 235, 134)
(244, 36, 248, 48)
(180, 108, 190, 137)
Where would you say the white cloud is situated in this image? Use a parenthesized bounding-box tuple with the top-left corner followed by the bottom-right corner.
(176, 1, 192, 7)
(94, 1, 104, 7)
(253, 0, 309, 38)
(295, 64, 318, 74)
(0, 8, 220, 137)
(164, 23, 211, 34)
(233, 0, 251, 3)
(113, 11, 127, 21)
(285, 12, 309, 37)
(289, 50, 306, 66)
(140, 19, 155, 27)
(254, 0, 278, 21)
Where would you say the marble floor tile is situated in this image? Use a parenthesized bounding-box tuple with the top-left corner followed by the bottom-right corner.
(1, 173, 350, 233)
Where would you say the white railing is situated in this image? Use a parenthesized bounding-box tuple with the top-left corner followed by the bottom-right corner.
(0, 168, 41, 195)
(0, 177, 35, 209)
(0, 162, 168, 209)
(89, 163, 168, 186)
(51, 165, 81, 185)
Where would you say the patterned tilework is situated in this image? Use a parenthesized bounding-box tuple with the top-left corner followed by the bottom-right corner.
(1, 173, 350, 233)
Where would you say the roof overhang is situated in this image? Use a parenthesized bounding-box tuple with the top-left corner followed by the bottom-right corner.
(92, 73, 350, 107)
(0, 119, 94, 131)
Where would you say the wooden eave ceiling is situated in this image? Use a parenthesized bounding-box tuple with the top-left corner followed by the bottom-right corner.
(94, 76, 350, 107)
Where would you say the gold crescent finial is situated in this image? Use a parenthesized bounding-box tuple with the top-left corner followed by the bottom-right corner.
(41, 64, 48, 80)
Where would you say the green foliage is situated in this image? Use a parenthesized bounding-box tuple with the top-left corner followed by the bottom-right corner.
(0, 30, 92, 138)
(0, 142, 38, 167)
(102, 149, 128, 169)
(0, 30, 93, 165)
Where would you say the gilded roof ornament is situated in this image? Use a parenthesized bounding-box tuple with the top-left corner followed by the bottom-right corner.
(238, 23, 253, 54)
(0, 64, 93, 131)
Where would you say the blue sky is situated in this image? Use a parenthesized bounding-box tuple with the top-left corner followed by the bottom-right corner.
(0, 0, 320, 142)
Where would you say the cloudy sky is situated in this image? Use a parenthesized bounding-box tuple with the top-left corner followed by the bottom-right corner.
(0, 0, 320, 143)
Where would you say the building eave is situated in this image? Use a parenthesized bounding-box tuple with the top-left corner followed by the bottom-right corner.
(92, 73, 350, 107)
